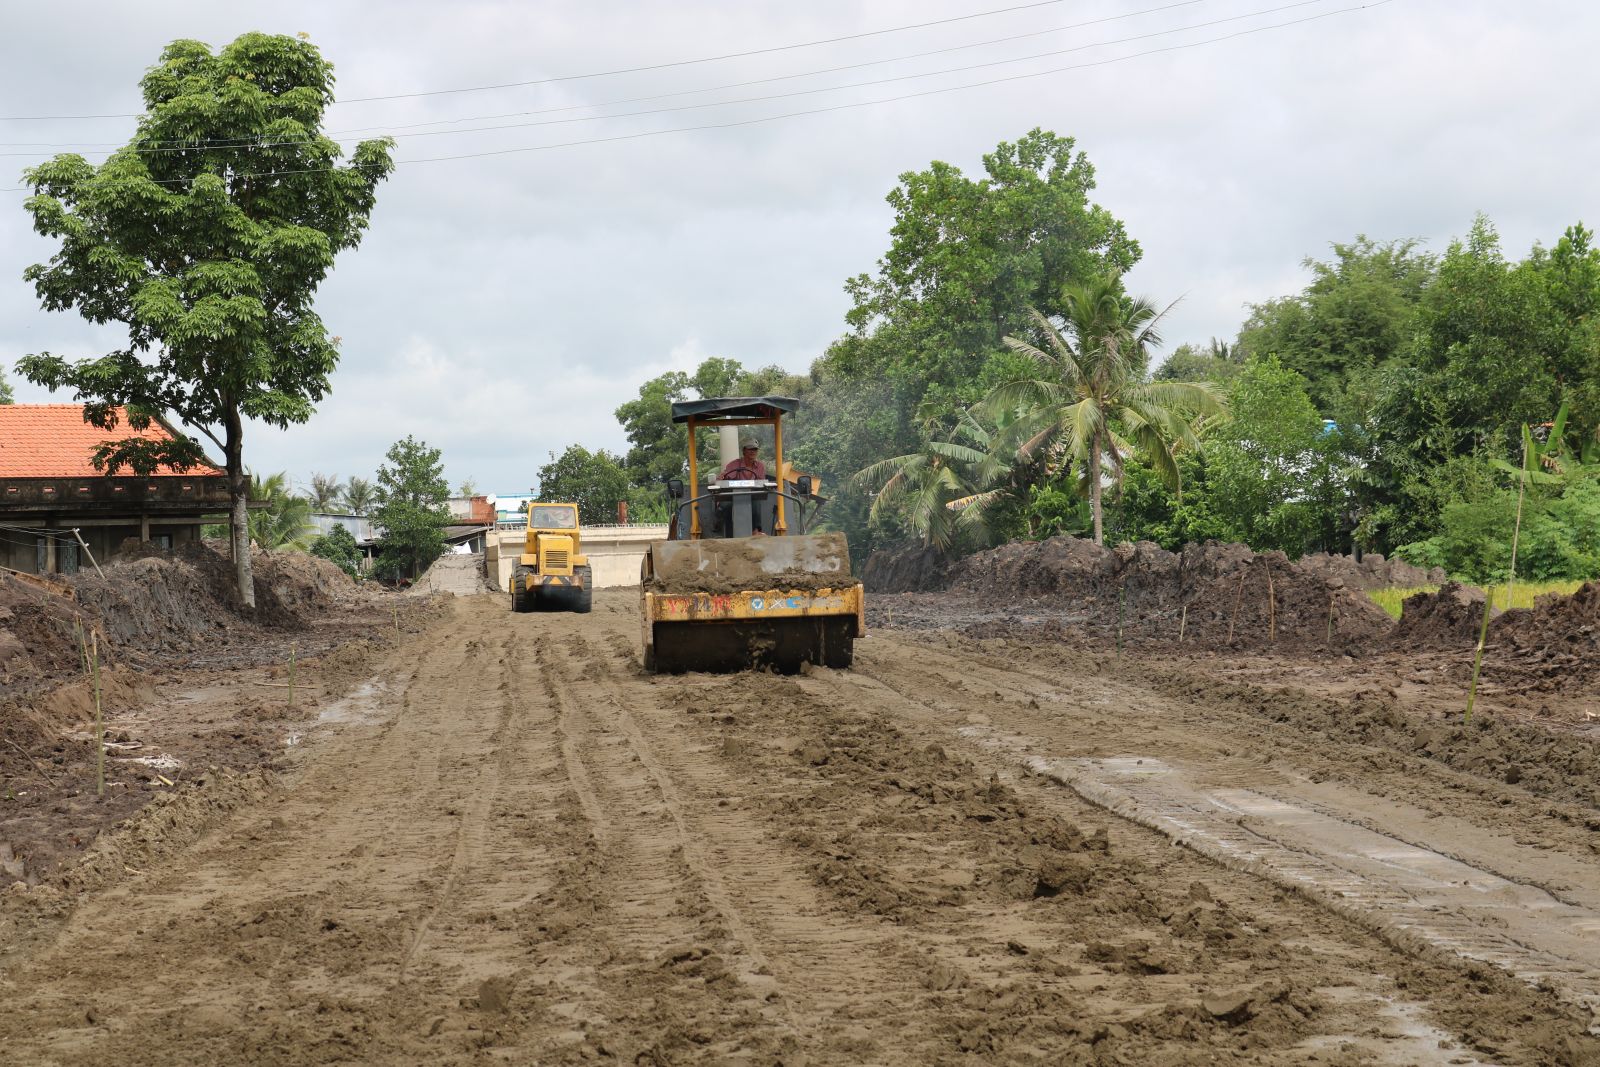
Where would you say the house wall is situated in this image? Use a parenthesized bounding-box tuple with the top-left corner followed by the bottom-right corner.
(0, 520, 204, 576)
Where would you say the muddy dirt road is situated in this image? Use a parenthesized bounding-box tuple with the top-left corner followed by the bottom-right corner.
(3, 591, 1598, 1064)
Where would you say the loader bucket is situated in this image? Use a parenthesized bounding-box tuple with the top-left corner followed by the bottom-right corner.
(641, 532, 864, 674)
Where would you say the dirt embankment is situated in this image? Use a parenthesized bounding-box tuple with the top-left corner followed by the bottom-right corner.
(865, 537, 1397, 651)
(0, 541, 415, 889)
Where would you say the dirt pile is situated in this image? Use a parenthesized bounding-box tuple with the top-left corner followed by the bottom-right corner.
(0, 542, 367, 694)
(1294, 551, 1447, 590)
(858, 543, 950, 593)
(1392, 582, 1491, 648)
(874, 537, 1396, 650)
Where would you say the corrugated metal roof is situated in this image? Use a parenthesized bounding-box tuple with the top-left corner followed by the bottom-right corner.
(0, 404, 222, 478)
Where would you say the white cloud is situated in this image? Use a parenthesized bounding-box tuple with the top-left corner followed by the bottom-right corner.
(4, 0, 1597, 491)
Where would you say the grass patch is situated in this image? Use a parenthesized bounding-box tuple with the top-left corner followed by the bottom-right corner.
(1367, 580, 1586, 620)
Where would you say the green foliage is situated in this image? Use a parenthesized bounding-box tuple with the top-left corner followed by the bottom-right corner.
(309, 524, 361, 578)
(614, 357, 807, 488)
(247, 471, 314, 550)
(308, 472, 344, 512)
(1238, 236, 1434, 406)
(841, 129, 1139, 428)
(1154, 339, 1245, 387)
(372, 436, 449, 580)
(14, 32, 393, 604)
(853, 411, 1011, 553)
(341, 476, 375, 517)
(1398, 466, 1600, 582)
(0, 365, 12, 404)
(986, 278, 1222, 543)
(1204, 356, 1342, 555)
(536, 445, 631, 526)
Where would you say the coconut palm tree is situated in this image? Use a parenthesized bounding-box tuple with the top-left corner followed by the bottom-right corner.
(341, 476, 376, 517)
(307, 472, 345, 512)
(248, 471, 315, 550)
(854, 411, 1012, 553)
(987, 277, 1224, 544)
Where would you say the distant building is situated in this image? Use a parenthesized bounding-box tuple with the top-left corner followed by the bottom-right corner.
(0, 404, 230, 575)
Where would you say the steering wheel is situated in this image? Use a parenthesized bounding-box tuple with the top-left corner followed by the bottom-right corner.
(722, 464, 760, 480)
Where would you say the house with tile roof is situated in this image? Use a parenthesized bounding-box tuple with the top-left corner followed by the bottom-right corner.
(0, 404, 230, 575)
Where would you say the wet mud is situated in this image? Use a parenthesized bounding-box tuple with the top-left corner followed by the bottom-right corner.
(3, 586, 1598, 1063)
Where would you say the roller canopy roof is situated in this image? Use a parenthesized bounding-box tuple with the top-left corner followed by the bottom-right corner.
(669, 396, 799, 423)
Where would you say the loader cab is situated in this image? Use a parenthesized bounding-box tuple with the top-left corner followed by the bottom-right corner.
(663, 396, 823, 541)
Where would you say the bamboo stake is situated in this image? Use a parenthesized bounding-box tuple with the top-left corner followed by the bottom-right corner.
(1227, 568, 1247, 643)
(287, 642, 297, 711)
(91, 631, 104, 798)
(1468, 439, 1530, 725)
(1115, 582, 1126, 656)
(1178, 603, 1188, 644)
(74, 616, 89, 679)
(1265, 562, 1277, 643)
(1326, 596, 1336, 646)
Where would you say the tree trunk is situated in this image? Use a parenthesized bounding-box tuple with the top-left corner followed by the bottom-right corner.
(224, 414, 255, 608)
(1089, 436, 1104, 545)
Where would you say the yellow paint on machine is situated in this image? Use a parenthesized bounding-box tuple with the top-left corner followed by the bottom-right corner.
(643, 585, 865, 634)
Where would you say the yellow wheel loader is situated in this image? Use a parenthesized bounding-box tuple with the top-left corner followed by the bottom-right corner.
(640, 396, 864, 673)
(510, 502, 593, 614)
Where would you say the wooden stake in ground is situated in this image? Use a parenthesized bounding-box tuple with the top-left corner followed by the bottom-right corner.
(91, 631, 103, 798)
(74, 616, 89, 679)
(1326, 595, 1336, 647)
(1467, 439, 1531, 725)
(287, 641, 297, 711)
(1265, 562, 1277, 643)
(1178, 603, 1188, 644)
(1115, 581, 1127, 656)
(1227, 567, 1247, 644)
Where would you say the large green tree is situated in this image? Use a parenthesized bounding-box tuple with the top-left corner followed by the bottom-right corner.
(15, 33, 393, 605)
(0, 367, 13, 404)
(840, 129, 1139, 424)
(536, 445, 632, 525)
(1237, 236, 1435, 407)
(1205, 356, 1343, 555)
(372, 436, 450, 580)
(988, 278, 1222, 544)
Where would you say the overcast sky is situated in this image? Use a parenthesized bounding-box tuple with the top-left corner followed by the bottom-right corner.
(2, 0, 1593, 496)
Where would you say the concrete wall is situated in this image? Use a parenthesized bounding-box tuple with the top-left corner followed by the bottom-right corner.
(486, 524, 668, 592)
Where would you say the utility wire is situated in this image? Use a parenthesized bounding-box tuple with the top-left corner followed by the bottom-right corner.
(0, 0, 1351, 161)
(0, 0, 1211, 149)
(0, 0, 1089, 121)
(0, 1, 1397, 193)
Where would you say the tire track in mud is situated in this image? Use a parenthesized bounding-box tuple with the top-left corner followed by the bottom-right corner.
(567, 611, 1471, 1063)
(0, 601, 551, 1063)
(827, 629, 1600, 1054)
(522, 620, 806, 1060)
(557, 626, 949, 1051)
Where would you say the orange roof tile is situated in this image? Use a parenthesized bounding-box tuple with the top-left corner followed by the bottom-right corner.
(0, 404, 222, 478)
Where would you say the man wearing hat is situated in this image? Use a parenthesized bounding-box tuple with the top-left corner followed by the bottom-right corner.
(719, 435, 768, 535)
(721, 435, 767, 481)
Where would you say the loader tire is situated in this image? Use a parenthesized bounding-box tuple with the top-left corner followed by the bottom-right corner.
(575, 566, 593, 613)
(510, 565, 535, 613)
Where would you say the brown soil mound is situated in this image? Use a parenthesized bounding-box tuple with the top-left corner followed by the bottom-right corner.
(1, 543, 365, 698)
(859, 543, 950, 593)
(1393, 582, 1492, 649)
(1294, 552, 1447, 590)
(907, 537, 1396, 650)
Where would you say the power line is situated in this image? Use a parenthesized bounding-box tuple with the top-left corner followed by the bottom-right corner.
(0, 1, 1397, 193)
(0, 0, 1088, 122)
(0, 0, 1356, 162)
(0, 0, 1212, 150)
